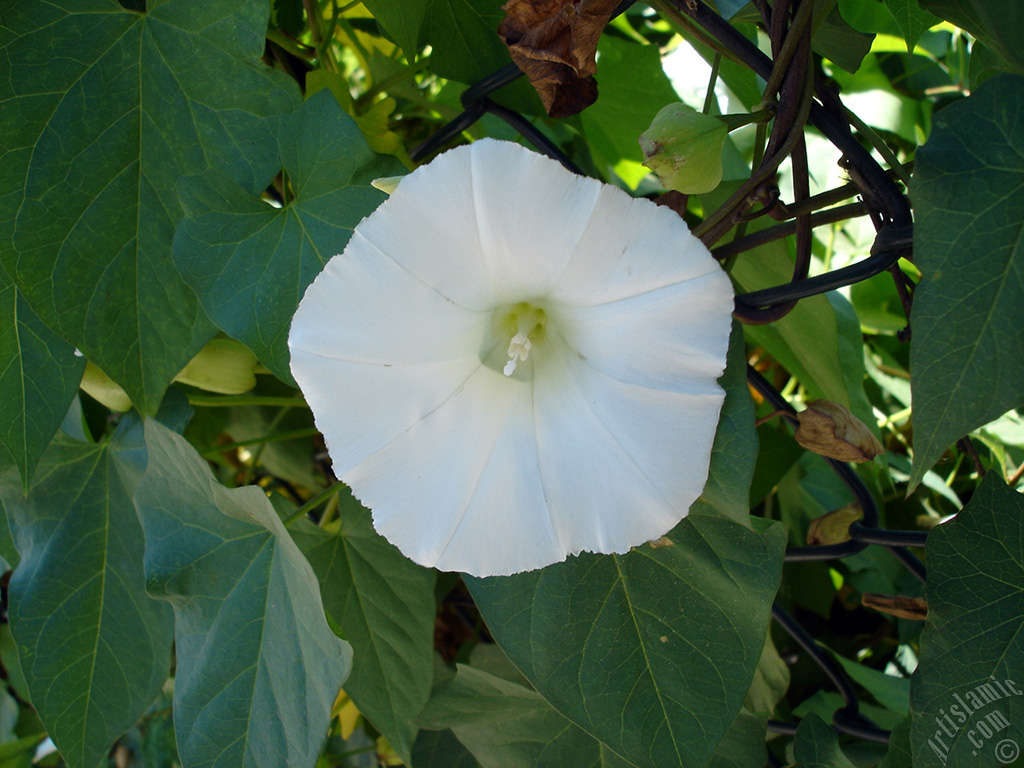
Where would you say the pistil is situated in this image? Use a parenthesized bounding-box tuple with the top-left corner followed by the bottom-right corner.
(501, 303, 546, 376)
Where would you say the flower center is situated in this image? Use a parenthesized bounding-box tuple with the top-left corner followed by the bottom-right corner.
(499, 303, 547, 376)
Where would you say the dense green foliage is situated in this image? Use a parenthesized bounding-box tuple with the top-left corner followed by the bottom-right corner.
(1, 0, 1022, 767)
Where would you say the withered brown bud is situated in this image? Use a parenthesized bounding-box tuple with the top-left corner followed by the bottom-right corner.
(795, 400, 884, 462)
(862, 593, 928, 621)
(806, 502, 862, 545)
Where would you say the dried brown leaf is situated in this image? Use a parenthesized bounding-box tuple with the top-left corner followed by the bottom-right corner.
(795, 400, 885, 463)
(498, 0, 619, 117)
(862, 592, 928, 621)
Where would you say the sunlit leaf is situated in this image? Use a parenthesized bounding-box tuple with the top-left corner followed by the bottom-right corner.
(423, 0, 541, 112)
(918, 0, 1024, 73)
(580, 35, 680, 188)
(362, 0, 430, 57)
(882, 0, 940, 51)
(722, 190, 875, 432)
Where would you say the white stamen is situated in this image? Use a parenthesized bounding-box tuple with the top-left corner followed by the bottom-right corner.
(503, 331, 533, 376)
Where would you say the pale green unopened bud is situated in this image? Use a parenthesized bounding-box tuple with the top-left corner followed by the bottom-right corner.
(80, 362, 133, 412)
(639, 103, 727, 194)
(174, 338, 258, 394)
(371, 176, 403, 195)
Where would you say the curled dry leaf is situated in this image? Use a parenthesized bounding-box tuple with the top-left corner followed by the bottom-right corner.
(498, 0, 620, 117)
(795, 400, 884, 463)
(806, 502, 863, 546)
(862, 592, 928, 621)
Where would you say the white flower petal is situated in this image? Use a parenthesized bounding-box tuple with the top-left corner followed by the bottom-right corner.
(290, 235, 488, 365)
(465, 140, 602, 303)
(552, 182, 723, 306)
(549, 269, 733, 393)
(531, 338, 724, 555)
(343, 366, 563, 577)
(290, 246, 490, 471)
(353, 139, 599, 309)
(294, 356, 482, 477)
(289, 139, 735, 577)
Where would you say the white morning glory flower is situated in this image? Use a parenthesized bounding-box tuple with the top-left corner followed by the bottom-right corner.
(288, 139, 733, 577)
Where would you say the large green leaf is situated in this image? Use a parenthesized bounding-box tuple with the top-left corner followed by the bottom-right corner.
(918, 0, 1024, 73)
(362, 0, 429, 56)
(0, 414, 173, 768)
(136, 420, 350, 768)
(0, 0, 299, 413)
(466, 518, 786, 768)
(909, 74, 1024, 489)
(416, 664, 636, 768)
(0, 270, 84, 489)
(291, 490, 436, 764)
(909, 473, 1024, 768)
(173, 90, 402, 383)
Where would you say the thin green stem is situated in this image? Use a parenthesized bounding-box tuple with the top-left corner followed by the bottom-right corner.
(318, 493, 341, 527)
(188, 394, 307, 408)
(285, 482, 346, 527)
(359, 57, 431, 104)
(335, 14, 371, 75)
(720, 109, 774, 132)
(694, 64, 814, 241)
(242, 407, 293, 485)
(844, 109, 914, 189)
(323, 0, 341, 50)
(265, 29, 315, 60)
(302, 0, 339, 72)
(702, 53, 721, 114)
(201, 428, 319, 458)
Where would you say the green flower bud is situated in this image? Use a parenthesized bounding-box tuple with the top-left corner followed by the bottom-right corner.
(639, 103, 727, 194)
(174, 338, 258, 395)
